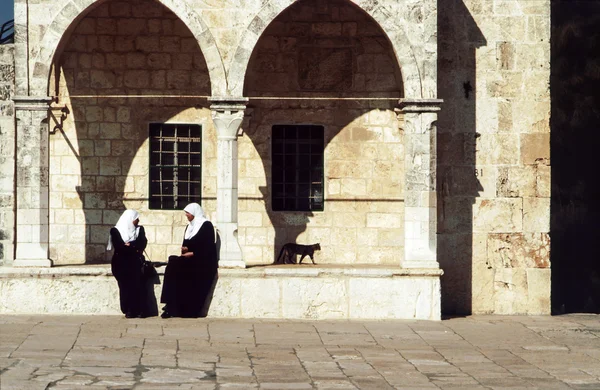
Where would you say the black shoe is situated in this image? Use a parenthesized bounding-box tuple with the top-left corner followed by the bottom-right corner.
(125, 312, 136, 319)
(161, 311, 172, 319)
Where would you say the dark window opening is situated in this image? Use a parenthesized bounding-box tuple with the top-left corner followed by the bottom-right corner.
(272, 125, 324, 212)
(149, 123, 202, 210)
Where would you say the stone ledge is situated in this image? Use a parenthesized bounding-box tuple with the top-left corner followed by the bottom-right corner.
(0, 265, 442, 320)
(0, 265, 443, 278)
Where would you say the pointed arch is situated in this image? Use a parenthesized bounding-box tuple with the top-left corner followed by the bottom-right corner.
(30, 0, 227, 96)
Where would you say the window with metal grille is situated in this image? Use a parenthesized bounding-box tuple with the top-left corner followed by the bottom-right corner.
(149, 123, 202, 210)
(272, 125, 324, 212)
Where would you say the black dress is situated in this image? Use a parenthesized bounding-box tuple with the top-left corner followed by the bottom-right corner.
(110, 226, 147, 317)
(160, 221, 218, 318)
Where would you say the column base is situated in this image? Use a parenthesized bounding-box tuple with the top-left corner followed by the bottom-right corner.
(402, 260, 440, 269)
(216, 223, 245, 268)
(13, 258, 53, 267)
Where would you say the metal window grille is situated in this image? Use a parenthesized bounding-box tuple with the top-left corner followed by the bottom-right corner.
(272, 125, 324, 212)
(149, 123, 202, 210)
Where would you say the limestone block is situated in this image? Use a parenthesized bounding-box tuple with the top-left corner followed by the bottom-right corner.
(239, 211, 263, 227)
(330, 228, 357, 247)
(357, 246, 400, 265)
(349, 278, 435, 319)
(308, 227, 332, 246)
(68, 224, 87, 243)
(496, 166, 537, 198)
(50, 224, 68, 243)
(523, 197, 549, 232)
(244, 228, 268, 246)
(521, 133, 549, 165)
(526, 15, 550, 42)
(282, 278, 347, 319)
(475, 134, 519, 165)
(99, 158, 121, 176)
(340, 178, 367, 196)
(240, 278, 280, 317)
(242, 245, 263, 263)
(526, 268, 550, 314)
(487, 233, 550, 269)
(99, 123, 121, 139)
(209, 278, 241, 317)
(84, 193, 107, 209)
(473, 198, 522, 233)
(493, 267, 528, 314)
(377, 229, 403, 247)
(536, 164, 550, 198)
(0, 276, 120, 314)
(485, 71, 523, 99)
(366, 213, 402, 228)
(476, 98, 499, 132)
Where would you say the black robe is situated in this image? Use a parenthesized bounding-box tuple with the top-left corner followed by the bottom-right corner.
(160, 221, 218, 318)
(110, 226, 148, 317)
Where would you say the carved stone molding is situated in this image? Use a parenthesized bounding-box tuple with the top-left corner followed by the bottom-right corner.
(397, 98, 443, 113)
(13, 96, 53, 111)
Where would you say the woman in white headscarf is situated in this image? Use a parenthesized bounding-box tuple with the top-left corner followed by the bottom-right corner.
(107, 209, 148, 318)
(160, 203, 218, 318)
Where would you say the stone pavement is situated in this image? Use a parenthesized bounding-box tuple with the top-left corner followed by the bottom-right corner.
(0, 315, 599, 389)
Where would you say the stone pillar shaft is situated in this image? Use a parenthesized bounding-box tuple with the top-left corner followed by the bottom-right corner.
(399, 99, 442, 269)
(13, 96, 53, 267)
(210, 98, 248, 268)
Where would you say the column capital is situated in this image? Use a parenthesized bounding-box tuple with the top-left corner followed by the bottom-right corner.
(397, 98, 443, 113)
(13, 96, 53, 111)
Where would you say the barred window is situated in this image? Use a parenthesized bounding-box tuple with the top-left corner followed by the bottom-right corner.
(149, 123, 202, 210)
(272, 125, 324, 212)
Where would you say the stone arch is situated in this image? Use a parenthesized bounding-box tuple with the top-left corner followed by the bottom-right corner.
(227, 0, 425, 98)
(31, 0, 227, 97)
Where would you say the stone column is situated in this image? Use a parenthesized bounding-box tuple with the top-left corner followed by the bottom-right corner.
(12, 96, 53, 267)
(398, 99, 443, 269)
(210, 97, 248, 268)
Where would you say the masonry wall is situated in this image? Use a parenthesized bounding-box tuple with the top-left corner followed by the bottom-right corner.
(0, 44, 14, 266)
(10, 0, 551, 314)
(437, 0, 551, 314)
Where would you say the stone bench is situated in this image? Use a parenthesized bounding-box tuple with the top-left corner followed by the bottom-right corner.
(0, 265, 442, 320)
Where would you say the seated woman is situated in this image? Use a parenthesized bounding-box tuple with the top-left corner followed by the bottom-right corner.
(107, 210, 148, 318)
(160, 203, 218, 318)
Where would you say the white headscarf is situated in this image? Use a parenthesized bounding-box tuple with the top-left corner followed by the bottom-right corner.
(183, 203, 208, 240)
(107, 210, 140, 250)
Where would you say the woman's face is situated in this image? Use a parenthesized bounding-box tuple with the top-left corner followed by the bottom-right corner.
(133, 218, 139, 226)
(185, 211, 194, 222)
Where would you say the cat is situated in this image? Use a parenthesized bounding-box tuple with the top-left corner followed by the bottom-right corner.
(275, 243, 321, 265)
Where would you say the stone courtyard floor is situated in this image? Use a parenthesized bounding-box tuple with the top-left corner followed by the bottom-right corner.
(0, 314, 599, 389)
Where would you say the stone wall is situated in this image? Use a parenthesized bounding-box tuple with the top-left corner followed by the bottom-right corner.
(9, 0, 551, 314)
(0, 44, 14, 266)
(437, 0, 550, 314)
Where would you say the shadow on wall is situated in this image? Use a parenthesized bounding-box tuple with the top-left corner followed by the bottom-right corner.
(437, 0, 485, 315)
(242, 0, 403, 266)
(50, 0, 211, 264)
(551, 0, 600, 314)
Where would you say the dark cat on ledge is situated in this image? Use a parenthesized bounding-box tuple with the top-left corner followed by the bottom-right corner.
(275, 243, 321, 265)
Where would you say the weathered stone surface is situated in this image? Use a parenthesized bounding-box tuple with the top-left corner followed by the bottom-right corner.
(487, 233, 550, 269)
(0, 266, 441, 319)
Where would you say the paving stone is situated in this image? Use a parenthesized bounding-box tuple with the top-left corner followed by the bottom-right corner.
(0, 315, 597, 389)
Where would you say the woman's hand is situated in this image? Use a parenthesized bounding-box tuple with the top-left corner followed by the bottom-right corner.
(181, 251, 194, 258)
(181, 246, 188, 254)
